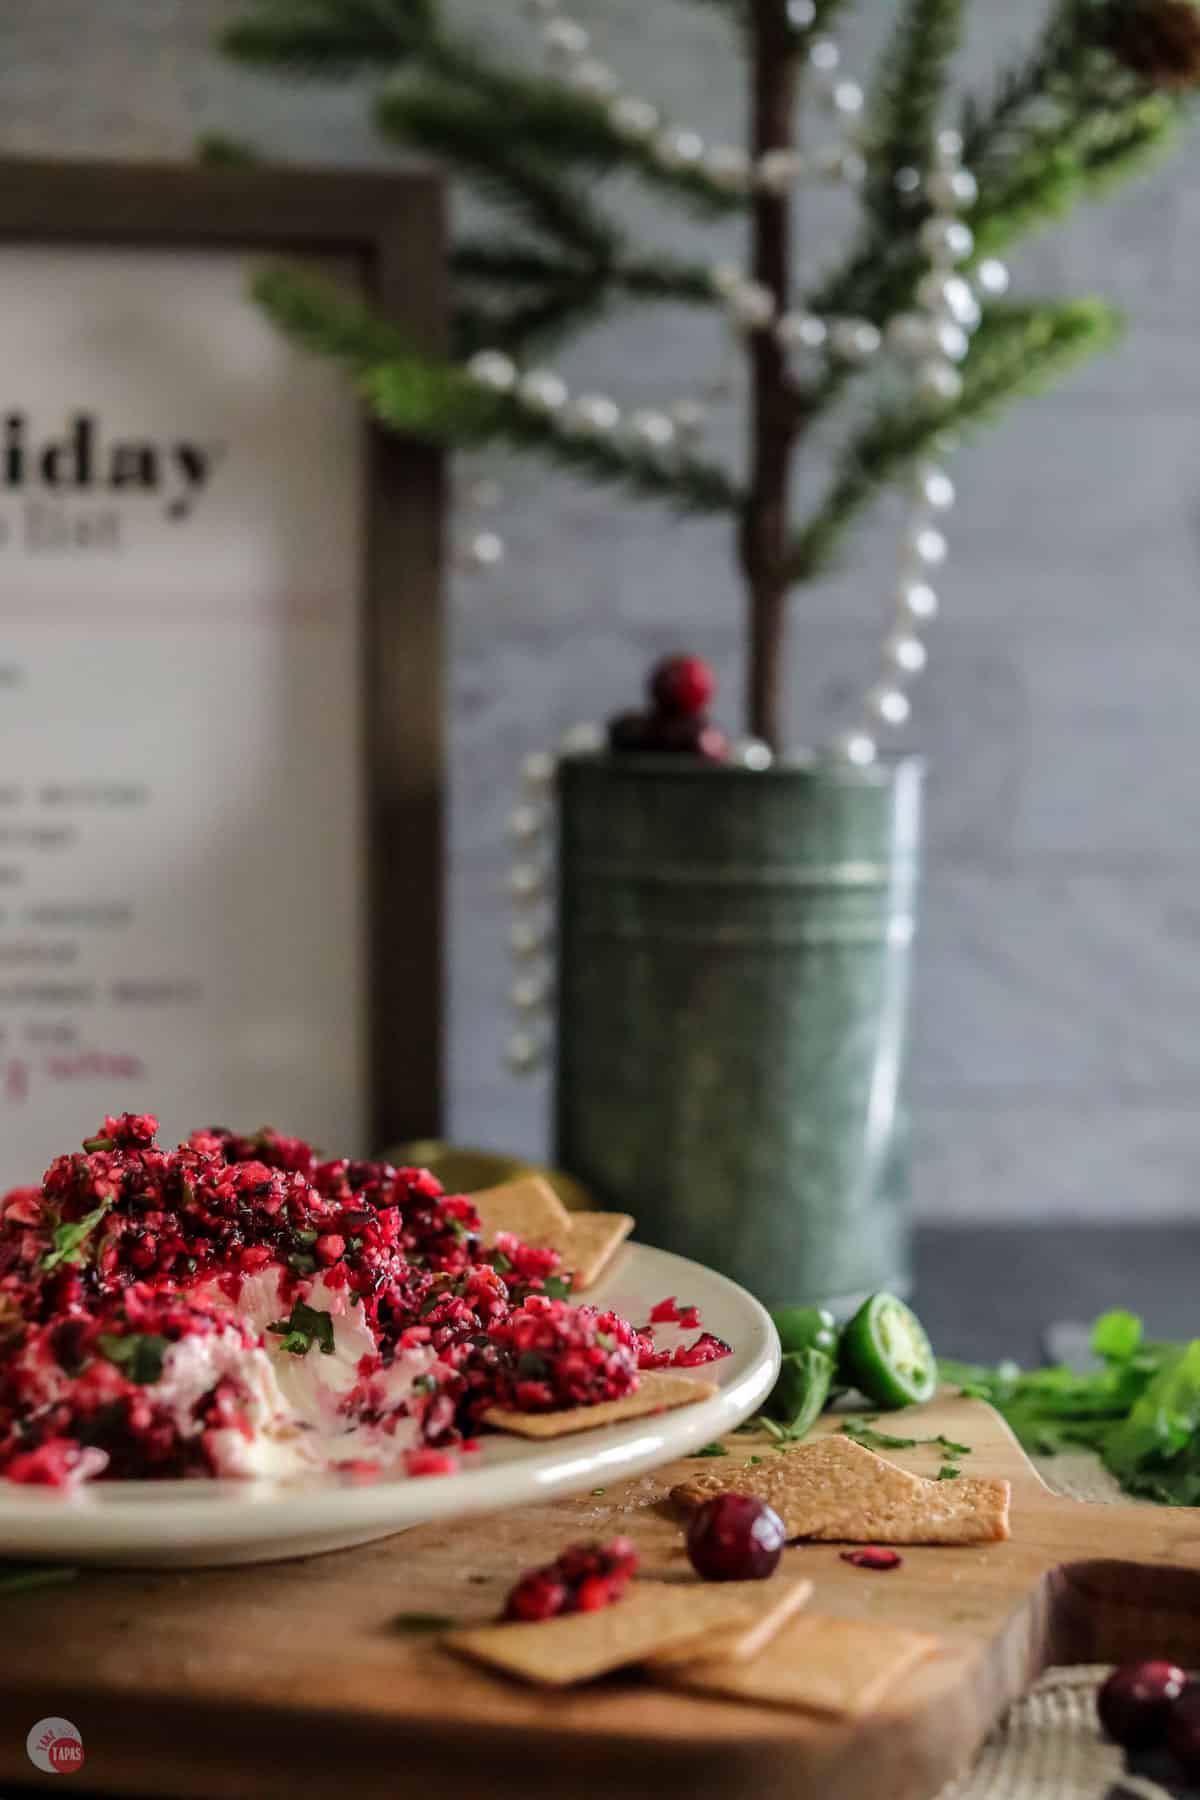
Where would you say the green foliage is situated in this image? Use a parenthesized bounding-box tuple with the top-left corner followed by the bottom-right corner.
(787, 298, 1122, 579)
(223, 0, 435, 76)
(225, 0, 1195, 632)
(253, 264, 742, 513)
(195, 131, 263, 166)
(866, 0, 966, 225)
(943, 1311, 1200, 1507)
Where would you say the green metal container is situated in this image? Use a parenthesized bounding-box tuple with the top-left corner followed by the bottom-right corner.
(553, 751, 924, 1314)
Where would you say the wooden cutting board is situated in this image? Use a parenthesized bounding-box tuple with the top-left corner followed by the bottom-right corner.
(6, 1392, 1200, 1800)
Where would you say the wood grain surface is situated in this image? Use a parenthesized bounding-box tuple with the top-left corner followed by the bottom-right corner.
(6, 1393, 1200, 1800)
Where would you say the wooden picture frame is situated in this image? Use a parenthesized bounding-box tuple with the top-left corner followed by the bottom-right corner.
(0, 157, 445, 1158)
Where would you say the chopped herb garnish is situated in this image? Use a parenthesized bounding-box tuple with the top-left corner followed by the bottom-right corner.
(96, 1333, 170, 1385)
(749, 1455, 763, 1465)
(287, 1250, 318, 1275)
(691, 1442, 729, 1458)
(412, 1373, 438, 1396)
(516, 1350, 550, 1381)
(267, 1299, 335, 1357)
(591, 1487, 606, 1495)
(595, 1331, 616, 1352)
(294, 1228, 318, 1246)
(393, 1612, 458, 1632)
(842, 1420, 973, 1456)
(541, 1274, 572, 1302)
(491, 1250, 513, 1275)
(81, 1134, 116, 1153)
(41, 1200, 112, 1273)
(418, 1292, 442, 1318)
(0, 1564, 80, 1596)
(937, 1463, 962, 1480)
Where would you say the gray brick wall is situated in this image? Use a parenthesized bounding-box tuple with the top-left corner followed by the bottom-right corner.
(3, 1, 1197, 1220)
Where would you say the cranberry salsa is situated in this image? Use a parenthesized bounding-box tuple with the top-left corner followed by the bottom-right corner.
(0, 1116, 729, 1489)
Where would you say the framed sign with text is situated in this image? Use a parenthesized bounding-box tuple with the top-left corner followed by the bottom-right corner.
(0, 158, 445, 1187)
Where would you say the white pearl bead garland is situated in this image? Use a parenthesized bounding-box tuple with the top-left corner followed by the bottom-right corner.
(495, 8, 1004, 782)
(830, 124, 990, 764)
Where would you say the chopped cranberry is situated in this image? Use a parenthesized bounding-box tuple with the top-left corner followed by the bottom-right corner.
(1098, 1660, 1186, 1749)
(649, 1296, 683, 1324)
(686, 1494, 786, 1582)
(504, 1538, 639, 1621)
(673, 1331, 731, 1368)
(649, 654, 716, 719)
(404, 1448, 459, 1478)
(841, 1547, 903, 1571)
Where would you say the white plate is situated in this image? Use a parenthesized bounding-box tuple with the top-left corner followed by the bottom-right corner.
(0, 1240, 778, 1567)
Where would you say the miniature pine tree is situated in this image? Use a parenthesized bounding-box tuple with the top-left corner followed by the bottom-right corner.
(218, 0, 1198, 750)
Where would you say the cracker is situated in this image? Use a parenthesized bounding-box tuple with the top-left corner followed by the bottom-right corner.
(567, 1211, 635, 1289)
(642, 1575, 812, 1670)
(657, 1612, 939, 1717)
(482, 1370, 717, 1439)
(445, 1582, 761, 1687)
(471, 1176, 574, 1250)
(671, 1434, 1010, 1545)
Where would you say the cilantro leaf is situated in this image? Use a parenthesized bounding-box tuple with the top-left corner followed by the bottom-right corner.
(937, 1463, 961, 1480)
(541, 1274, 572, 1301)
(96, 1332, 170, 1385)
(691, 1442, 729, 1458)
(0, 1564, 80, 1596)
(842, 1420, 973, 1456)
(1091, 1309, 1143, 1363)
(41, 1200, 112, 1273)
(393, 1612, 458, 1632)
(267, 1300, 335, 1357)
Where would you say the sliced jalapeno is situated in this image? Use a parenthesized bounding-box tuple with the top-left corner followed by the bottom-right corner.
(840, 1293, 937, 1408)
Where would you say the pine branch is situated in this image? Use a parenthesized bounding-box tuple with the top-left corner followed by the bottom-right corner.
(452, 280, 609, 360)
(959, 0, 1096, 168)
(786, 298, 1122, 581)
(970, 91, 1180, 255)
(253, 263, 742, 515)
(375, 84, 620, 259)
(865, 0, 965, 226)
(454, 239, 716, 309)
(223, 0, 434, 77)
(377, 68, 745, 219)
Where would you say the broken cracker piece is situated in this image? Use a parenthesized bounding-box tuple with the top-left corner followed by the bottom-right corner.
(471, 1175, 575, 1251)
(445, 1582, 761, 1687)
(671, 1434, 1010, 1545)
(567, 1211, 635, 1289)
(483, 1371, 717, 1439)
(643, 1575, 812, 1670)
(657, 1611, 939, 1717)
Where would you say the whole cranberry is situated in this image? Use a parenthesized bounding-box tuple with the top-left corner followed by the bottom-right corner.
(608, 710, 657, 753)
(686, 1493, 786, 1582)
(1097, 1659, 1186, 1749)
(649, 654, 716, 719)
(1166, 1683, 1200, 1778)
(645, 715, 729, 762)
